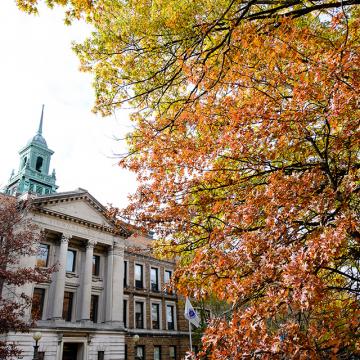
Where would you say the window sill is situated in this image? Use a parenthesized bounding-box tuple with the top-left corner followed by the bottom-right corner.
(65, 272, 79, 279)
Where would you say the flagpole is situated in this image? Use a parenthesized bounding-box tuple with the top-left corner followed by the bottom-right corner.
(188, 319, 193, 353)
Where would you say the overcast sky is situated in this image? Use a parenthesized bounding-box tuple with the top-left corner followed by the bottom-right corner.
(0, 2, 137, 208)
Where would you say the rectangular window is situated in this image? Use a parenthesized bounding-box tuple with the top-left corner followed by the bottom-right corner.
(151, 303, 160, 329)
(36, 244, 49, 267)
(66, 249, 76, 272)
(123, 261, 128, 287)
(38, 352, 45, 360)
(125, 345, 127, 360)
(123, 299, 127, 328)
(90, 295, 99, 323)
(97, 351, 104, 360)
(164, 270, 172, 293)
(136, 346, 145, 360)
(151, 267, 159, 292)
(135, 301, 144, 329)
(135, 264, 143, 289)
(154, 346, 161, 360)
(62, 291, 73, 321)
(92, 255, 100, 276)
(166, 304, 175, 330)
(169, 346, 176, 360)
(31, 288, 45, 320)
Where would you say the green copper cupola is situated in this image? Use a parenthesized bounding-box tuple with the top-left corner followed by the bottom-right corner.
(4, 105, 58, 196)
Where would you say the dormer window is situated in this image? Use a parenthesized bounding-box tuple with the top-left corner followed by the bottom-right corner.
(36, 156, 43, 172)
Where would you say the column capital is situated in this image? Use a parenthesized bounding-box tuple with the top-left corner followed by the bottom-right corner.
(60, 234, 71, 244)
(86, 240, 96, 249)
(112, 241, 124, 251)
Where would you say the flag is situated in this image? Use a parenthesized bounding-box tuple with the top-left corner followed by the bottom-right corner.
(184, 297, 200, 327)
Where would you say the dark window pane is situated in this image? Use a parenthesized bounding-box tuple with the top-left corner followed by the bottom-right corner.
(123, 299, 127, 328)
(38, 352, 45, 360)
(66, 250, 76, 272)
(135, 264, 143, 288)
(62, 291, 73, 321)
(167, 305, 174, 330)
(151, 268, 159, 292)
(92, 255, 100, 276)
(36, 156, 43, 172)
(36, 244, 49, 267)
(31, 288, 45, 320)
(90, 295, 99, 323)
(123, 261, 128, 287)
(135, 302, 144, 329)
(152, 303, 160, 329)
(98, 351, 104, 360)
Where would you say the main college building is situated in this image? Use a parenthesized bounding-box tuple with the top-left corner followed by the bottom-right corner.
(1, 110, 190, 360)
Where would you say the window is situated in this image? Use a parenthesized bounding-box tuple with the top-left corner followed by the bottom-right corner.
(151, 303, 160, 329)
(38, 352, 45, 360)
(66, 249, 76, 272)
(136, 346, 145, 360)
(150, 267, 159, 292)
(169, 346, 176, 360)
(36, 156, 43, 172)
(166, 304, 175, 330)
(31, 288, 45, 320)
(22, 156, 27, 168)
(135, 301, 144, 329)
(154, 346, 161, 360)
(123, 261, 128, 287)
(92, 255, 100, 276)
(125, 345, 128, 360)
(90, 295, 99, 323)
(62, 291, 73, 321)
(135, 264, 143, 289)
(164, 270, 172, 293)
(123, 299, 128, 328)
(97, 351, 104, 360)
(36, 244, 49, 267)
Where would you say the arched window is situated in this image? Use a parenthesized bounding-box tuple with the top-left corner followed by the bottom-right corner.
(22, 156, 27, 168)
(36, 157, 43, 172)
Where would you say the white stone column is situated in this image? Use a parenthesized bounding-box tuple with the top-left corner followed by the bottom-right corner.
(80, 240, 95, 321)
(105, 241, 124, 325)
(52, 234, 70, 320)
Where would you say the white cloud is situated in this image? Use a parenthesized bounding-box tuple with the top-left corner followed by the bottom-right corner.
(0, 2, 137, 208)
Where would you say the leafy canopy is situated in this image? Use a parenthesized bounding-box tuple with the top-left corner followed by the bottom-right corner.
(18, 0, 360, 358)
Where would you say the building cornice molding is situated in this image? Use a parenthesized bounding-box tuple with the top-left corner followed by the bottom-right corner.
(31, 189, 131, 237)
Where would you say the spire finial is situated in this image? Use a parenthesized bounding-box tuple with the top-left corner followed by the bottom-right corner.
(38, 104, 44, 135)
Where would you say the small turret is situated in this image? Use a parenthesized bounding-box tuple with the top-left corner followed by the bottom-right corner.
(3, 105, 58, 196)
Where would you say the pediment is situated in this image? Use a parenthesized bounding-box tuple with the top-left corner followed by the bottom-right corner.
(42, 199, 112, 227)
(31, 190, 130, 237)
(36, 193, 114, 228)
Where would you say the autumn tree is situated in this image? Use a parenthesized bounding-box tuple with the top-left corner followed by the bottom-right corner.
(0, 195, 53, 359)
(19, 0, 360, 358)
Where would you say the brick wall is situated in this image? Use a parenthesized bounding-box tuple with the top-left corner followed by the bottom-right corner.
(123, 248, 190, 359)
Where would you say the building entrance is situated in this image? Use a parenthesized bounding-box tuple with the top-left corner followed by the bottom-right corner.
(62, 343, 79, 360)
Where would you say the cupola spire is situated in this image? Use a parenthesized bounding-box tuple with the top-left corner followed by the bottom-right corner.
(38, 104, 44, 135)
(2, 105, 58, 196)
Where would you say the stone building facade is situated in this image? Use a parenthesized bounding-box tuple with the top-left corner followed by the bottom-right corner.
(1, 111, 190, 359)
(123, 246, 189, 360)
